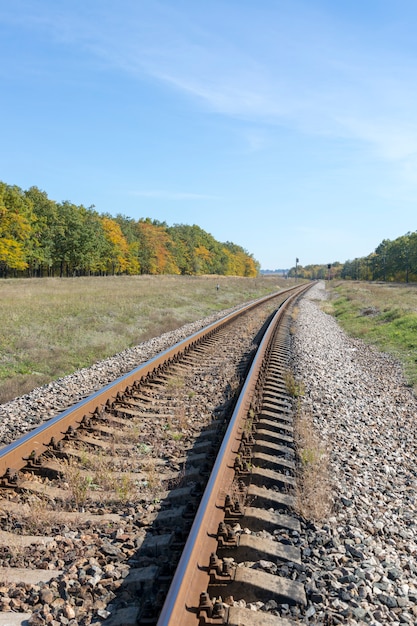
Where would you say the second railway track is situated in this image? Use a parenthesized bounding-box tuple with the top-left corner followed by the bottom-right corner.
(0, 284, 311, 626)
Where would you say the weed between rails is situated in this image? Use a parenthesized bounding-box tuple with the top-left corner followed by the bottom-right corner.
(63, 458, 94, 509)
(13, 496, 70, 535)
(61, 449, 142, 509)
(141, 458, 161, 493)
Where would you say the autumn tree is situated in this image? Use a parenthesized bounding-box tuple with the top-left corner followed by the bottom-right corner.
(101, 217, 129, 274)
(136, 219, 180, 275)
(0, 183, 35, 275)
(113, 214, 141, 275)
(222, 242, 259, 277)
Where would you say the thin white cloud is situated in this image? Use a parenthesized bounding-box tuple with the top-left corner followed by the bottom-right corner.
(335, 115, 417, 161)
(124, 11, 417, 168)
(5, 1, 417, 167)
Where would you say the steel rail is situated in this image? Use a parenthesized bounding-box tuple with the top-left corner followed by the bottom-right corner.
(156, 282, 312, 626)
(0, 284, 307, 480)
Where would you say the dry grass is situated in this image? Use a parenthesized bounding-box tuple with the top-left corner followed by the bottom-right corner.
(293, 408, 332, 521)
(289, 304, 300, 335)
(0, 535, 24, 562)
(61, 447, 140, 505)
(11, 497, 67, 535)
(63, 458, 94, 509)
(0, 274, 290, 404)
(283, 369, 305, 398)
(283, 368, 332, 520)
(141, 458, 161, 494)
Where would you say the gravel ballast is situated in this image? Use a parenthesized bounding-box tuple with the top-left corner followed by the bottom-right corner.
(292, 282, 417, 625)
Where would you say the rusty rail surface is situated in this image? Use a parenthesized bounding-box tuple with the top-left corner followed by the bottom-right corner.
(156, 282, 312, 626)
(0, 284, 308, 482)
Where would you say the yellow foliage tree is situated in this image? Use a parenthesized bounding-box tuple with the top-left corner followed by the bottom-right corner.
(243, 255, 258, 277)
(101, 217, 130, 274)
(137, 220, 180, 274)
(126, 241, 140, 275)
(0, 184, 34, 271)
(194, 245, 212, 273)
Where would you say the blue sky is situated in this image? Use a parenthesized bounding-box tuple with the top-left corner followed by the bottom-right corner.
(1, 1, 417, 270)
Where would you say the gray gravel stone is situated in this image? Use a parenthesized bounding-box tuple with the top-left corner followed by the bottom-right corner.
(291, 281, 417, 624)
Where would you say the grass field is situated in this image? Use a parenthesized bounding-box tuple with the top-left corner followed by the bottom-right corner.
(324, 281, 417, 390)
(0, 274, 290, 404)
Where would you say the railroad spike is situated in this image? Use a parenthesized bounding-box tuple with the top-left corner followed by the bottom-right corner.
(217, 522, 227, 539)
(212, 597, 226, 618)
(1, 467, 19, 487)
(233, 455, 242, 471)
(25, 450, 41, 466)
(209, 553, 223, 577)
(198, 591, 213, 618)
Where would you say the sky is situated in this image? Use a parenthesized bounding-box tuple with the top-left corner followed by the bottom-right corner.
(1, 1, 417, 270)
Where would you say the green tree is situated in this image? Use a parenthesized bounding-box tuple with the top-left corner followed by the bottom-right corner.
(53, 202, 108, 276)
(168, 224, 227, 274)
(25, 186, 59, 276)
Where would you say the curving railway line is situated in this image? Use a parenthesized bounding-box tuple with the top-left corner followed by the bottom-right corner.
(0, 283, 312, 626)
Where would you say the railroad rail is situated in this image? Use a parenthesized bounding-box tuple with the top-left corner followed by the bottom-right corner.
(157, 283, 309, 626)
(0, 282, 312, 626)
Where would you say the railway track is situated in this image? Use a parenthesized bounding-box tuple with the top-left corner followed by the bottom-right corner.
(157, 285, 309, 626)
(0, 283, 311, 626)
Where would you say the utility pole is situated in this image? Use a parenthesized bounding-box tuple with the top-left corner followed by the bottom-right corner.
(295, 258, 299, 283)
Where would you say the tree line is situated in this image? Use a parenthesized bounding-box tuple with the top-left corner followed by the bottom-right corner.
(287, 231, 417, 283)
(0, 182, 259, 278)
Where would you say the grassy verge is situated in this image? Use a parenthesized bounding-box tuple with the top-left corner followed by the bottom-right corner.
(0, 274, 291, 404)
(324, 281, 417, 390)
